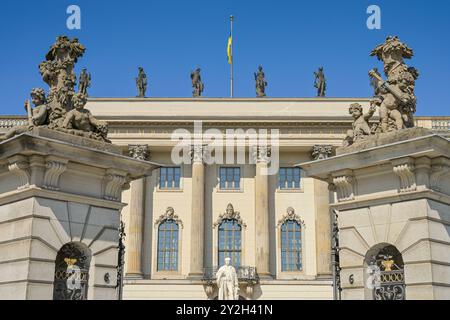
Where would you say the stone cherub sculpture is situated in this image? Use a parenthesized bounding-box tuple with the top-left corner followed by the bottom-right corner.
(61, 93, 109, 142)
(3, 36, 110, 143)
(136, 67, 147, 98)
(369, 36, 419, 132)
(343, 36, 419, 148)
(343, 103, 376, 147)
(78, 68, 91, 96)
(1, 88, 49, 140)
(254, 65, 267, 98)
(191, 68, 204, 97)
(314, 67, 326, 97)
(216, 257, 239, 300)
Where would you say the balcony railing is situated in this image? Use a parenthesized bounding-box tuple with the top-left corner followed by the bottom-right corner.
(202, 266, 259, 286)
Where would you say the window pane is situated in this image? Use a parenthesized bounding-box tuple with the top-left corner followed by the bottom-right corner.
(280, 221, 302, 272)
(218, 219, 242, 267)
(157, 220, 179, 271)
(219, 167, 240, 190)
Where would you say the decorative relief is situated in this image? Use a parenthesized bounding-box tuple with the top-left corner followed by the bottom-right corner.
(252, 145, 271, 163)
(430, 158, 450, 193)
(190, 144, 209, 164)
(311, 145, 333, 160)
(103, 169, 129, 201)
(43, 159, 68, 190)
(213, 203, 246, 228)
(154, 207, 183, 228)
(277, 207, 305, 227)
(332, 174, 355, 202)
(8, 156, 31, 189)
(128, 144, 150, 161)
(392, 159, 416, 193)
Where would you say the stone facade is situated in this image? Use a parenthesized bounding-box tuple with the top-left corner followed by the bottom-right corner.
(0, 98, 448, 300)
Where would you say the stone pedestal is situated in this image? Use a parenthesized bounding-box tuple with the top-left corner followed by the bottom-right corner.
(299, 132, 450, 300)
(0, 129, 159, 300)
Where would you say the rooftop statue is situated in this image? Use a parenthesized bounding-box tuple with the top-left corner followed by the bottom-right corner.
(1, 36, 109, 143)
(369, 36, 419, 133)
(191, 68, 204, 97)
(136, 67, 147, 98)
(78, 68, 91, 96)
(254, 65, 267, 98)
(314, 67, 326, 97)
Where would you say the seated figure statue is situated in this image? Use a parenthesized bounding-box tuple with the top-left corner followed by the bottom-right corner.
(1, 88, 49, 140)
(60, 93, 109, 142)
(343, 103, 376, 147)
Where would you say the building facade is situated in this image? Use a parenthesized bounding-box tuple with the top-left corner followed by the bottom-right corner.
(1, 98, 449, 300)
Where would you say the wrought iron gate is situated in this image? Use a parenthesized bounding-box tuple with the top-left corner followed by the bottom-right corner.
(371, 257, 405, 300)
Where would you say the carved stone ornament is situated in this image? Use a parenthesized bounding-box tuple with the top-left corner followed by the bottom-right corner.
(252, 145, 271, 163)
(128, 145, 150, 161)
(43, 158, 68, 190)
(1, 36, 109, 143)
(311, 145, 333, 160)
(430, 160, 450, 193)
(332, 173, 355, 202)
(154, 207, 183, 228)
(103, 169, 129, 201)
(392, 158, 416, 193)
(213, 203, 246, 228)
(190, 144, 208, 164)
(7, 155, 30, 189)
(277, 207, 305, 227)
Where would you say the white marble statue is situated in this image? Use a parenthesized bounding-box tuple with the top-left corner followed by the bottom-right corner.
(216, 257, 239, 300)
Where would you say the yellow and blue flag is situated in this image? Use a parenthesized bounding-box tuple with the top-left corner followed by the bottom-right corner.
(227, 35, 232, 64)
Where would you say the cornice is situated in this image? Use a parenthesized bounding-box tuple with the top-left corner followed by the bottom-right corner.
(87, 97, 373, 102)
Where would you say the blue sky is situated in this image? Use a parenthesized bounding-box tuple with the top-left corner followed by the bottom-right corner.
(0, 0, 449, 116)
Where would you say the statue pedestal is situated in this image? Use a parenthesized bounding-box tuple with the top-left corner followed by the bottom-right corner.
(299, 131, 450, 300)
(0, 129, 159, 300)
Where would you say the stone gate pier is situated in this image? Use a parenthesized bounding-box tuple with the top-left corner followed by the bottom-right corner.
(0, 129, 159, 299)
(299, 130, 450, 300)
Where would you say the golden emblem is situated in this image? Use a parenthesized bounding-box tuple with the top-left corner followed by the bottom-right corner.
(64, 258, 77, 266)
(381, 256, 394, 271)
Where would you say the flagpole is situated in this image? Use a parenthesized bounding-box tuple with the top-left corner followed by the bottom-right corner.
(230, 15, 234, 98)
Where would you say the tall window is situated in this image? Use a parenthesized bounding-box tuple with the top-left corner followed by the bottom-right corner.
(219, 167, 241, 190)
(159, 167, 181, 190)
(281, 220, 302, 271)
(218, 219, 242, 267)
(279, 167, 301, 190)
(157, 219, 179, 271)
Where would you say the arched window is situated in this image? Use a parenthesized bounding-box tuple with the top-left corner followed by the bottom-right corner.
(156, 207, 182, 272)
(278, 207, 303, 272)
(281, 221, 302, 271)
(218, 219, 242, 267)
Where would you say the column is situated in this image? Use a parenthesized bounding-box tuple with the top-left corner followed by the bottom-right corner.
(255, 146, 271, 277)
(311, 145, 333, 277)
(125, 145, 150, 278)
(314, 179, 332, 277)
(189, 145, 205, 277)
